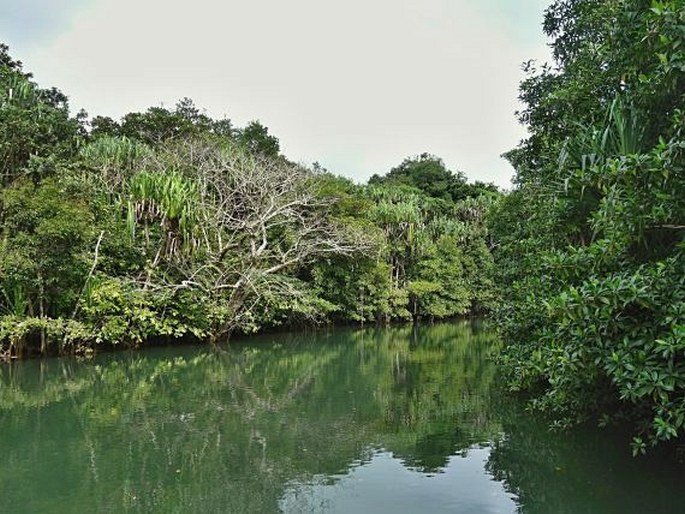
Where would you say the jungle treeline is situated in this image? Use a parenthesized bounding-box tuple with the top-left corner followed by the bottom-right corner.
(490, 0, 684, 454)
(1, 0, 684, 454)
(0, 43, 499, 359)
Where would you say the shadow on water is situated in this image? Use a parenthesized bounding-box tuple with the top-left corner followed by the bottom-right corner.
(0, 321, 684, 513)
(486, 394, 685, 514)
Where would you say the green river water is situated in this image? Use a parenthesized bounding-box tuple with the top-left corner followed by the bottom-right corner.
(1, 321, 684, 513)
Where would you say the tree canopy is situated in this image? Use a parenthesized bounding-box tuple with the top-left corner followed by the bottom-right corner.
(491, 0, 685, 454)
(0, 43, 497, 359)
(369, 153, 498, 203)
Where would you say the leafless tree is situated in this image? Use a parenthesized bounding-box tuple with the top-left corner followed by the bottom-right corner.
(121, 138, 372, 338)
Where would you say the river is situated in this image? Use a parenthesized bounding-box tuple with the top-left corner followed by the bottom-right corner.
(1, 321, 684, 513)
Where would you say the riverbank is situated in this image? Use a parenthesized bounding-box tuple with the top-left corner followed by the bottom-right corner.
(0, 313, 481, 361)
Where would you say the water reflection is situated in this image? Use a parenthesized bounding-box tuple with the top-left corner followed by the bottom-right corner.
(280, 450, 515, 514)
(0, 322, 684, 513)
(486, 399, 685, 514)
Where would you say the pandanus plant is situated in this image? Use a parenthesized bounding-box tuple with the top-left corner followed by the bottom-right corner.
(1, 75, 36, 108)
(80, 135, 152, 189)
(127, 170, 201, 259)
(368, 200, 424, 288)
(558, 97, 645, 184)
(1, 76, 48, 182)
(0, 283, 28, 317)
(427, 216, 467, 241)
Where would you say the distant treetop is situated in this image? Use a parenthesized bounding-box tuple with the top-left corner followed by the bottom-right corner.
(369, 153, 498, 203)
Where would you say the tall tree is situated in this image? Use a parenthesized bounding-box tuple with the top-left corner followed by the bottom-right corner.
(87, 137, 370, 338)
(236, 120, 280, 158)
(0, 43, 81, 184)
(492, 0, 685, 453)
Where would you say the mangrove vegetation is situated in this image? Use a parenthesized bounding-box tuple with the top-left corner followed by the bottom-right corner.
(1, 0, 684, 458)
(0, 42, 498, 359)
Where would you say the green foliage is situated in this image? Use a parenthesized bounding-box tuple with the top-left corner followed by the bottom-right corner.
(127, 170, 201, 255)
(236, 120, 280, 158)
(492, 0, 685, 451)
(0, 44, 81, 184)
(78, 278, 210, 346)
(0, 316, 93, 359)
(0, 42, 500, 359)
(80, 135, 152, 178)
(0, 178, 95, 318)
(369, 153, 498, 203)
(313, 167, 499, 322)
(91, 98, 230, 146)
(312, 255, 396, 322)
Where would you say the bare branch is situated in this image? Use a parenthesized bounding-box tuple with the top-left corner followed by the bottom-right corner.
(109, 138, 373, 334)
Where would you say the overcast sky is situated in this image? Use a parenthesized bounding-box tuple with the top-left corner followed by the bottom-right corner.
(1, 0, 552, 188)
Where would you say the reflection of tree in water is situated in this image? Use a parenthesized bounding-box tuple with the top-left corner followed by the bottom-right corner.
(0, 322, 502, 513)
(377, 322, 502, 472)
(484, 397, 685, 514)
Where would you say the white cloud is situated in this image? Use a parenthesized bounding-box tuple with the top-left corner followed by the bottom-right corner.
(14, 0, 552, 188)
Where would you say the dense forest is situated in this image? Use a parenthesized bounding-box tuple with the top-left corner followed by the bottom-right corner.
(0, 43, 498, 358)
(1, 0, 683, 456)
(491, 0, 684, 454)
